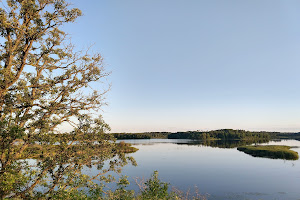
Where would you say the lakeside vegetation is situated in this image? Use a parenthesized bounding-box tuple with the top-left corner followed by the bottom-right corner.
(19, 141, 138, 160)
(274, 132, 300, 141)
(179, 139, 269, 149)
(237, 145, 299, 160)
(113, 129, 300, 142)
(113, 129, 273, 141)
(113, 132, 170, 139)
(168, 129, 271, 140)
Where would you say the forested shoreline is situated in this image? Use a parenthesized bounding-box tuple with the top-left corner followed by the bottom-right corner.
(113, 129, 297, 141)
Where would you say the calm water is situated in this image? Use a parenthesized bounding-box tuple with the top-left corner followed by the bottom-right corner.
(91, 139, 300, 200)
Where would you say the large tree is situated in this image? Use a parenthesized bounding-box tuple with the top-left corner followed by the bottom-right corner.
(0, 1, 135, 199)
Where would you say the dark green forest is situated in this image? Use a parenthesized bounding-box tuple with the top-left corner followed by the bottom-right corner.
(113, 132, 170, 139)
(113, 129, 279, 141)
(168, 129, 272, 140)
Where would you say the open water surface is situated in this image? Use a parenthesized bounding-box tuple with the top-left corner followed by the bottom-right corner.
(103, 139, 300, 200)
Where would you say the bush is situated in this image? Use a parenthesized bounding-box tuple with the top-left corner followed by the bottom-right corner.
(140, 171, 170, 200)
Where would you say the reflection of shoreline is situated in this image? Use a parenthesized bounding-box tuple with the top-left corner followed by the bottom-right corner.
(107, 139, 300, 200)
(117, 139, 272, 148)
(117, 139, 194, 145)
(118, 139, 300, 151)
(176, 139, 269, 149)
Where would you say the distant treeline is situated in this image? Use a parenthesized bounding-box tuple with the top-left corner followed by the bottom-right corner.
(34, 130, 299, 142)
(168, 129, 271, 140)
(273, 132, 300, 141)
(113, 129, 278, 141)
(113, 132, 170, 140)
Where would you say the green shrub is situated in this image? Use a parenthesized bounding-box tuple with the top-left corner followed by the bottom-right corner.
(140, 171, 170, 200)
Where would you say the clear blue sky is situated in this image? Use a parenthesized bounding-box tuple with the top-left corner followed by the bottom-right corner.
(64, 0, 300, 133)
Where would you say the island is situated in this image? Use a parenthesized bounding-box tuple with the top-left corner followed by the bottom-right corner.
(237, 145, 299, 160)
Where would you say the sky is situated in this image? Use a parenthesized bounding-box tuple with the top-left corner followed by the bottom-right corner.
(62, 0, 300, 133)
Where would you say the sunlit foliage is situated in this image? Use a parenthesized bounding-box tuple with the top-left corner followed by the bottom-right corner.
(0, 0, 136, 198)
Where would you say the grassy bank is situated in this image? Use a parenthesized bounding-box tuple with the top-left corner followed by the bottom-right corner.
(237, 145, 299, 160)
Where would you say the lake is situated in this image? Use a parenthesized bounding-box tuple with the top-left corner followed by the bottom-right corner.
(104, 139, 300, 200)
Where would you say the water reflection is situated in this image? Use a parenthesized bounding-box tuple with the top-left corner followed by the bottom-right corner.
(0, 136, 135, 199)
(118, 138, 269, 149)
(178, 139, 269, 149)
(118, 139, 300, 200)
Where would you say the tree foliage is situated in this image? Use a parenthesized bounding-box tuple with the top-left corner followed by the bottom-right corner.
(113, 132, 170, 140)
(168, 129, 271, 141)
(0, 0, 136, 199)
